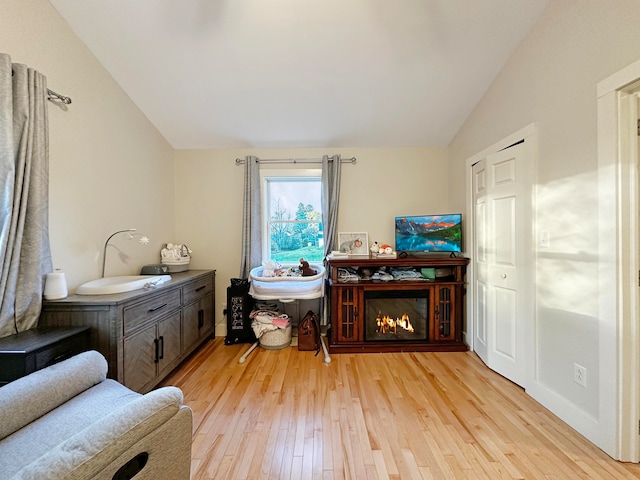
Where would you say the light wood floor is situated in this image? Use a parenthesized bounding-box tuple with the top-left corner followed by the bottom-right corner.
(162, 338, 640, 479)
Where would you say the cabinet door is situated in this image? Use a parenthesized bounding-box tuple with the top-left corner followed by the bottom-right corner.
(199, 293, 214, 336)
(334, 286, 362, 343)
(434, 285, 456, 341)
(183, 295, 213, 352)
(158, 312, 182, 377)
(182, 301, 200, 352)
(123, 323, 157, 392)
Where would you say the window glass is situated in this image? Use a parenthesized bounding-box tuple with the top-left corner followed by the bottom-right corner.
(263, 170, 323, 264)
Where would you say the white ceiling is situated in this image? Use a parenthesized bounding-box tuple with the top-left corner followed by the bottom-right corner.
(48, 0, 548, 149)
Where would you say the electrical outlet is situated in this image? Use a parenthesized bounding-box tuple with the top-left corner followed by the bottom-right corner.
(574, 363, 587, 388)
(540, 230, 550, 248)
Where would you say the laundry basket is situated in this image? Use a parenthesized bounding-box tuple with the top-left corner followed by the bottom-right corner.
(258, 322, 292, 350)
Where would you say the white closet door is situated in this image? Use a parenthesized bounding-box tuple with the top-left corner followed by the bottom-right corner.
(473, 142, 531, 387)
(473, 159, 488, 363)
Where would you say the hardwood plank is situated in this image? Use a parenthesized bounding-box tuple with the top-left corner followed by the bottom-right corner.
(161, 339, 640, 480)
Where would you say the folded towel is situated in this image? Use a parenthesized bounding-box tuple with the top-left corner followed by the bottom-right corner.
(252, 321, 279, 338)
(272, 317, 290, 329)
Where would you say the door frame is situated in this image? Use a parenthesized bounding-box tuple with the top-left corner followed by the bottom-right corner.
(597, 58, 640, 462)
(464, 123, 537, 356)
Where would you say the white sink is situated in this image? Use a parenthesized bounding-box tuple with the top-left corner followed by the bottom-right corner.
(76, 275, 171, 295)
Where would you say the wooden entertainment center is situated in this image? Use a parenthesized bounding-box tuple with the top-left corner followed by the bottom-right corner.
(327, 255, 469, 353)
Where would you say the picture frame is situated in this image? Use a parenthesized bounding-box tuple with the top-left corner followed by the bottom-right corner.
(337, 232, 369, 256)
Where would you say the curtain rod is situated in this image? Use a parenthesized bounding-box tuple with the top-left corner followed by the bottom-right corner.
(47, 88, 72, 105)
(235, 156, 356, 165)
(11, 67, 71, 104)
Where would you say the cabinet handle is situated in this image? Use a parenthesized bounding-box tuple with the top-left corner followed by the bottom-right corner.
(45, 352, 73, 368)
(148, 303, 167, 313)
(153, 338, 159, 363)
(198, 309, 204, 329)
(158, 336, 164, 360)
(195, 285, 206, 292)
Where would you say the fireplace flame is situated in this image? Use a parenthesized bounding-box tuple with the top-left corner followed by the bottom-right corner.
(375, 311, 415, 334)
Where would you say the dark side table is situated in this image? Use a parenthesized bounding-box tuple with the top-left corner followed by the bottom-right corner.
(0, 326, 91, 386)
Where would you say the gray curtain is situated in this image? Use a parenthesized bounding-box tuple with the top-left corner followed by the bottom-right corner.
(321, 154, 341, 324)
(240, 155, 262, 278)
(0, 54, 53, 338)
(321, 154, 341, 257)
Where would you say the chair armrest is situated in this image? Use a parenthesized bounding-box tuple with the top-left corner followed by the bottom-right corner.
(10, 386, 190, 480)
(0, 351, 107, 440)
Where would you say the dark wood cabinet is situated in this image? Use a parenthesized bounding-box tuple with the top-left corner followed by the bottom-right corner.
(335, 284, 362, 343)
(434, 284, 456, 341)
(40, 269, 215, 393)
(327, 256, 468, 353)
(0, 326, 90, 386)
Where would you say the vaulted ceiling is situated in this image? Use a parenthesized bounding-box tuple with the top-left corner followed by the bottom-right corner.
(49, 0, 548, 149)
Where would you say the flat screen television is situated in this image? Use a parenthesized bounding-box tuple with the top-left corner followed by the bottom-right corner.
(395, 214, 462, 254)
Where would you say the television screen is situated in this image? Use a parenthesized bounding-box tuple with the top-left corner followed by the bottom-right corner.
(395, 214, 462, 253)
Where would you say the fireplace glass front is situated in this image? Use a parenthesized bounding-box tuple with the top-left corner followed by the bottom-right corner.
(364, 290, 429, 341)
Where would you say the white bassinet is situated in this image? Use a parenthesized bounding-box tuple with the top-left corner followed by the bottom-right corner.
(248, 265, 325, 301)
(238, 264, 330, 364)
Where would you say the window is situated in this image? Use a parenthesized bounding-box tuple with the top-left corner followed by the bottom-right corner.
(262, 169, 323, 264)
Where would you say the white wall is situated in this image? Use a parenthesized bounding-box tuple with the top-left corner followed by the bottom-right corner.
(174, 147, 449, 334)
(1, 0, 176, 290)
(448, 0, 640, 456)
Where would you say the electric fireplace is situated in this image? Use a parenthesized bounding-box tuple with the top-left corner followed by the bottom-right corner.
(327, 255, 469, 353)
(364, 290, 429, 342)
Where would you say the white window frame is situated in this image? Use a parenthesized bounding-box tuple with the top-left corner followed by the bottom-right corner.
(260, 167, 322, 265)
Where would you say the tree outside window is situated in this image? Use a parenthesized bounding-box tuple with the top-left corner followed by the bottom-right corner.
(265, 175, 323, 263)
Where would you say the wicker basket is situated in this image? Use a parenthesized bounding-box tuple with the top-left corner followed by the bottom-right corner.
(163, 259, 190, 272)
(259, 323, 292, 350)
